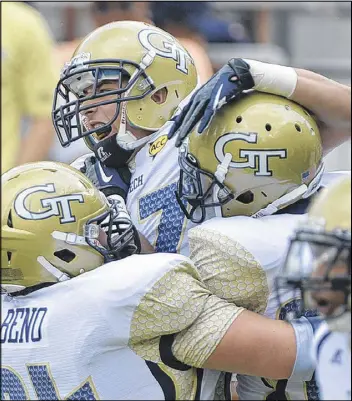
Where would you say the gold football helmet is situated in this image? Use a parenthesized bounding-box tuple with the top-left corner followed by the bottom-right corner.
(52, 20, 198, 153)
(176, 91, 324, 223)
(1, 162, 139, 291)
(277, 176, 351, 330)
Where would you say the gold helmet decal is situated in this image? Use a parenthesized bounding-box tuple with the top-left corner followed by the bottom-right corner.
(213, 131, 287, 177)
(138, 28, 194, 74)
(14, 184, 84, 224)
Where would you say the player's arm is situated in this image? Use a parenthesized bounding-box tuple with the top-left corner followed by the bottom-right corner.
(239, 60, 351, 155)
(289, 68, 351, 155)
(169, 58, 351, 155)
(187, 223, 272, 314)
(128, 255, 315, 381)
(172, 294, 316, 381)
(201, 308, 296, 377)
(17, 6, 58, 165)
(172, 224, 315, 380)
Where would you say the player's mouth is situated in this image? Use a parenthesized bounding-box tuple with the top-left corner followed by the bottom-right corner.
(91, 122, 114, 141)
(311, 291, 345, 317)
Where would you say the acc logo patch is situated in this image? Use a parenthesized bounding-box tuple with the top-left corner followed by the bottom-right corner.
(149, 135, 168, 157)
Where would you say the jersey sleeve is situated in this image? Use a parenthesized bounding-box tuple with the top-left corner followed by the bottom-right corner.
(128, 257, 211, 361)
(18, 6, 58, 117)
(128, 255, 244, 368)
(171, 294, 244, 367)
(188, 223, 270, 314)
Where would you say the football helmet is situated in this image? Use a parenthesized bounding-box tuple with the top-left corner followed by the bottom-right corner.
(1, 161, 139, 290)
(52, 20, 198, 165)
(176, 91, 324, 223)
(276, 176, 351, 331)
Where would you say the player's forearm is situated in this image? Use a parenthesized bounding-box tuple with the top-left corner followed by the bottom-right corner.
(203, 309, 297, 379)
(246, 59, 351, 154)
(17, 118, 55, 165)
(292, 68, 351, 126)
(172, 297, 312, 380)
(291, 70, 351, 155)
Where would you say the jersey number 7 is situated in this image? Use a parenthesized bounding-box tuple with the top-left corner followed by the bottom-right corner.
(138, 182, 188, 253)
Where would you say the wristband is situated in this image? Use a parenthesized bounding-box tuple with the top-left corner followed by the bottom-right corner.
(289, 316, 317, 381)
(244, 59, 298, 98)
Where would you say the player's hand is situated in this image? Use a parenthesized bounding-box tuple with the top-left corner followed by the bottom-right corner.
(81, 156, 130, 201)
(168, 58, 255, 147)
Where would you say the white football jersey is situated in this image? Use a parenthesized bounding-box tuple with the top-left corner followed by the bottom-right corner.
(312, 322, 351, 400)
(126, 122, 198, 256)
(188, 213, 320, 400)
(1, 253, 242, 401)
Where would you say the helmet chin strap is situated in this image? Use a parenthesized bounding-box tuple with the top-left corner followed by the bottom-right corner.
(116, 50, 156, 151)
(37, 256, 71, 282)
(251, 162, 325, 218)
(212, 158, 325, 219)
(116, 101, 152, 151)
(213, 153, 232, 218)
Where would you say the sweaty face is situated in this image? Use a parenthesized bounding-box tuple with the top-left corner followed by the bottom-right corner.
(309, 252, 350, 318)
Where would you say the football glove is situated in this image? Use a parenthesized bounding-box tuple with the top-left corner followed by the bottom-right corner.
(168, 58, 255, 147)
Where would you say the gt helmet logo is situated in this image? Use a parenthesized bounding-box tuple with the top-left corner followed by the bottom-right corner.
(138, 28, 193, 74)
(14, 184, 84, 224)
(214, 132, 287, 177)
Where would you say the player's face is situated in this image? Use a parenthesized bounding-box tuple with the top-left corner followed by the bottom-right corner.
(80, 80, 124, 142)
(310, 257, 349, 317)
(97, 227, 108, 248)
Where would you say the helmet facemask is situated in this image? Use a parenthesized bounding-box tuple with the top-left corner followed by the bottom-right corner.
(84, 197, 141, 262)
(276, 225, 351, 328)
(176, 140, 234, 223)
(52, 52, 156, 149)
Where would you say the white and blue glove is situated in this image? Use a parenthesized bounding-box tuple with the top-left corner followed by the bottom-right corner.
(168, 58, 298, 147)
(168, 58, 255, 146)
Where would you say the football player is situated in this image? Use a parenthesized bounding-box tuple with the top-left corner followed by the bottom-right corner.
(52, 21, 351, 257)
(52, 21, 350, 399)
(1, 162, 319, 400)
(276, 176, 351, 400)
(174, 91, 342, 400)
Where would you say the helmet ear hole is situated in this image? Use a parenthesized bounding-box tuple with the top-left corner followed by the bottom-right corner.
(236, 191, 254, 204)
(54, 249, 76, 263)
(151, 87, 168, 104)
(7, 210, 13, 228)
